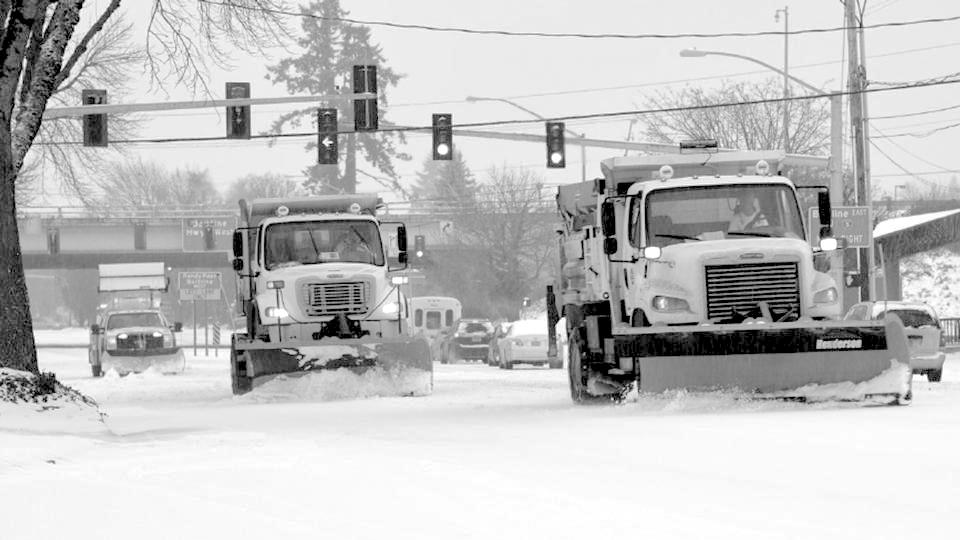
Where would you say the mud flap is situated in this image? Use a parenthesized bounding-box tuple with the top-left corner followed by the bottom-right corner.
(232, 336, 433, 397)
(616, 317, 912, 402)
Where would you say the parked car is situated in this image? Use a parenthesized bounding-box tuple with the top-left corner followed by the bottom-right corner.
(486, 321, 512, 366)
(440, 319, 494, 364)
(497, 319, 562, 370)
(843, 301, 946, 382)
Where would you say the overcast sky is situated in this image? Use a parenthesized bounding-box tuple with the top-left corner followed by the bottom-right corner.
(38, 0, 960, 203)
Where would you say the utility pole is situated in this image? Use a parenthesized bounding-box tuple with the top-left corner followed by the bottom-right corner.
(845, 0, 871, 301)
(776, 6, 790, 152)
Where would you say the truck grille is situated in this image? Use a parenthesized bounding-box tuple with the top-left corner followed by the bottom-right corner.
(704, 262, 800, 321)
(116, 333, 164, 351)
(304, 282, 369, 316)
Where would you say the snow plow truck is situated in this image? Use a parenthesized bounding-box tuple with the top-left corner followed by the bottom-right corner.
(229, 195, 432, 396)
(546, 149, 912, 404)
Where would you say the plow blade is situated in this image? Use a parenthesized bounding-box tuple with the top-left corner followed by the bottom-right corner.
(615, 316, 912, 403)
(100, 349, 186, 375)
(231, 336, 433, 397)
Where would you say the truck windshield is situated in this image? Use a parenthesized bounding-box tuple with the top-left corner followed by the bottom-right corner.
(637, 184, 805, 248)
(264, 220, 385, 269)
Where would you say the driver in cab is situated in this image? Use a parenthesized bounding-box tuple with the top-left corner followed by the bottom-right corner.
(728, 194, 762, 232)
(334, 230, 374, 263)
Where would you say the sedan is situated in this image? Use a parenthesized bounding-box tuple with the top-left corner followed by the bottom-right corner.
(844, 300, 946, 382)
(498, 319, 562, 370)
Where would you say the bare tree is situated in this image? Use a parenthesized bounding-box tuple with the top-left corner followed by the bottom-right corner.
(1, 1, 289, 373)
(90, 157, 220, 210)
(640, 79, 830, 156)
(440, 167, 556, 319)
(223, 172, 302, 205)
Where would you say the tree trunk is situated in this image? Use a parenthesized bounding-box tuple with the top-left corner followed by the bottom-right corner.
(0, 137, 38, 373)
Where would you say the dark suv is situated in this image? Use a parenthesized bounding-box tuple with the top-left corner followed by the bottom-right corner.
(439, 319, 494, 364)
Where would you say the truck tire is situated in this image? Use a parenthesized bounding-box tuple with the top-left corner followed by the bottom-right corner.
(230, 344, 253, 395)
(568, 333, 605, 404)
(927, 369, 943, 382)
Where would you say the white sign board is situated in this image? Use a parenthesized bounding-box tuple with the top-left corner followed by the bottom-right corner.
(178, 271, 222, 301)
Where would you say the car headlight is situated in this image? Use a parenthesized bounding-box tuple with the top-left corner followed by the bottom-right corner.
(265, 307, 288, 318)
(813, 287, 838, 304)
(652, 295, 690, 312)
(382, 302, 399, 315)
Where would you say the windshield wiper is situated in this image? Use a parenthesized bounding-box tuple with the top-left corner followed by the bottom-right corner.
(727, 231, 775, 238)
(656, 233, 700, 241)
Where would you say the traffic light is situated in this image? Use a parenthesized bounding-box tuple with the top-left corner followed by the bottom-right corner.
(432, 114, 452, 160)
(414, 235, 426, 259)
(82, 89, 108, 147)
(318, 108, 339, 165)
(203, 225, 216, 250)
(226, 82, 251, 139)
(546, 121, 565, 168)
(353, 65, 378, 131)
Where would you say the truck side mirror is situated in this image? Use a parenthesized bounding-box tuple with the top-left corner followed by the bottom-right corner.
(173, 322, 183, 332)
(90, 324, 101, 334)
(601, 201, 616, 237)
(818, 190, 831, 226)
(232, 230, 243, 258)
(397, 225, 408, 251)
(603, 237, 618, 255)
(232, 258, 244, 272)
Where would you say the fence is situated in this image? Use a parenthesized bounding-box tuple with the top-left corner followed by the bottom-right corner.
(941, 317, 960, 348)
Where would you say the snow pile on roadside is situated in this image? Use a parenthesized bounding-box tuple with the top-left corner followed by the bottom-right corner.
(0, 368, 106, 434)
(243, 367, 433, 402)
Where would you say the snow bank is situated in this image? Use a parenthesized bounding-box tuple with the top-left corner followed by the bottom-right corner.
(0, 368, 106, 434)
(242, 367, 433, 402)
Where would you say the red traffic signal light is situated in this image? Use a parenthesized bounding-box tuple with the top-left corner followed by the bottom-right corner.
(225, 82, 251, 139)
(318, 108, 339, 165)
(432, 114, 452, 160)
(546, 121, 565, 168)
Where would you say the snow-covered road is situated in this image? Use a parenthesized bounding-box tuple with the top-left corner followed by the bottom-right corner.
(2, 348, 959, 539)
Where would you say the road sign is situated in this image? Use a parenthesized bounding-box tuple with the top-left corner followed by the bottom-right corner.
(809, 206, 872, 248)
(182, 217, 237, 252)
(178, 271, 222, 301)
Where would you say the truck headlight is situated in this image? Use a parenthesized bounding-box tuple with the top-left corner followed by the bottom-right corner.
(652, 295, 689, 312)
(814, 287, 838, 304)
(382, 302, 400, 314)
(265, 307, 288, 318)
(107, 336, 117, 347)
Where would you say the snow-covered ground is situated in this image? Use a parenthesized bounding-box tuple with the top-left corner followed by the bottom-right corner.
(2, 342, 959, 540)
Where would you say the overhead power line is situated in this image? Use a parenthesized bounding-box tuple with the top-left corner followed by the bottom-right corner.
(198, 1, 960, 40)
(36, 75, 960, 146)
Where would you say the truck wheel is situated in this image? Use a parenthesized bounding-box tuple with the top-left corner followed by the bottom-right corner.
(568, 335, 604, 404)
(927, 369, 943, 382)
(230, 347, 253, 395)
(91, 363, 102, 377)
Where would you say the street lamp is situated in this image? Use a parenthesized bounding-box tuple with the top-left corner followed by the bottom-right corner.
(775, 6, 790, 152)
(465, 95, 587, 181)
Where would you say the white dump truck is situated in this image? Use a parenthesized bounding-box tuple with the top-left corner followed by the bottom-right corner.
(547, 149, 912, 404)
(229, 195, 432, 396)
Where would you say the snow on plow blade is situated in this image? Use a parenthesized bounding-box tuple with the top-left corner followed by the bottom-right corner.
(616, 316, 912, 403)
(101, 349, 186, 375)
(231, 336, 433, 398)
